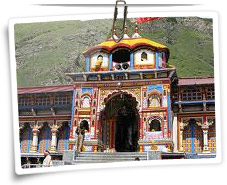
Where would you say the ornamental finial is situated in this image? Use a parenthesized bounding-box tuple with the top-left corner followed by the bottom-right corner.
(132, 23, 141, 38)
(113, 28, 117, 35)
(135, 22, 138, 33)
(123, 25, 130, 39)
(124, 25, 128, 34)
(110, 28, 119, 40)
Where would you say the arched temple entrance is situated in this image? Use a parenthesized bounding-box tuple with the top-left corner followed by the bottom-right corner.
(100, 92, 139, 152)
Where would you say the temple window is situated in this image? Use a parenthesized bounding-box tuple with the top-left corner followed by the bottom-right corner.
(148, 95, 161, 107)
(18, 97, 33, 106)
(206, 87, 215, 100)
(81, 96, 91, 108)
(181, 87, 202, 101)
(112, 49, 130, 63)
(54, 95, 71, 105)
(149, 119, 161, 132)
(141, 52, 148, 61)
(35, 95, 50, 106)
(93, 100, 96, 106)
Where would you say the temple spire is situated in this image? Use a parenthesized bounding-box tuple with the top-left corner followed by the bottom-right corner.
(110, 28, 119, 40)
(132, 23, 141, 38)
(123, 25, 130, 39)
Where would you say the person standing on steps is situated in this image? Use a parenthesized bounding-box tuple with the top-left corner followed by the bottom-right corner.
(75, 124, 86, 152)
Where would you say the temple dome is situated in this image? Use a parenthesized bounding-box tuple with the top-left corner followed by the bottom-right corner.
(83, 37, 169, 57)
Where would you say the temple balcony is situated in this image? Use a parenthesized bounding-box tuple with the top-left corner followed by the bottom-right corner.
(66, 68, 176, 83)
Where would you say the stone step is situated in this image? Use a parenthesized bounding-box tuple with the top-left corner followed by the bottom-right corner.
(75, 157, 146, 161)
(76, 156, 147, 160)
(77, 154, 147, 158)
(78, 152, 146, 156)
(73, 159, 146, 164)
(73, 152, 148, 164)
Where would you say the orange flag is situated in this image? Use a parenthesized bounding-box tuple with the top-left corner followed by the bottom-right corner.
(137, 17, 164, 24)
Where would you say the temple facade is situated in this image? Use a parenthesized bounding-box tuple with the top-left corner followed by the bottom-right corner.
(18, 25, 216, 165)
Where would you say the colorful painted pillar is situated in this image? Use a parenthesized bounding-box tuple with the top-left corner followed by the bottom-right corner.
(30, 125, 39, 153)
(155, 50, 159, 69)
(68, 85, 76, 151)
(179, 124, 184, 152)
(109, 53, 113, 71)
(86, 56, 90, 72)
(172, 113, 178, 152)
(139, 113, 144, 152)
(50, 125, 58, 153)
(167, 86, 172, 139)
(202, 123, 210, 153)
(130, 52, 134, 70)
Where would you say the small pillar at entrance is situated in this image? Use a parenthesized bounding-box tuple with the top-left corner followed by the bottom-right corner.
(179, 126, 184, 152)
(202, 126, 210, 153)
(172, 114, 178, 152)
(50, 127, 58, 153)
(30, 128, 39, 153)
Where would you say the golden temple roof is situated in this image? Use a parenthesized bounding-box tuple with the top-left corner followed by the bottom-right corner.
(83, 37, 169, 56)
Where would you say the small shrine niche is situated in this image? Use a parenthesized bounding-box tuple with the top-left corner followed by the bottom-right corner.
(147, 89, 162, 108)
(81, 95, 91, 108)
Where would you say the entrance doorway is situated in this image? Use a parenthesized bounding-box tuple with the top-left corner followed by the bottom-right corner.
(101, 92, 139, 152)
(183, 119, 203, 153)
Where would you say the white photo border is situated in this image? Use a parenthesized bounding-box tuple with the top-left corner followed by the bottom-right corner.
(8, 11, 221, 175)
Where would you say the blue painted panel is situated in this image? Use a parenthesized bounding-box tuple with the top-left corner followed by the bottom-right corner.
(64, 126, 70, 150)
(130, 52, 134, 70)
(155, 51, 159, 69)
(109, 53, 113, 70)
(70, 87, 76, 128)
(27, 129, 32, 153)
(86, 56, 90, 72)
(45, 127, 50, 150)
(191, 124, 195, 153)
(174, 100, 215, 105)
(147, 84, 163, 93)
(82, 87, 93, 94)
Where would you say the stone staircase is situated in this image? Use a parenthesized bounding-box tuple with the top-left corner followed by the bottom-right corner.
(73, 152, 147, 164)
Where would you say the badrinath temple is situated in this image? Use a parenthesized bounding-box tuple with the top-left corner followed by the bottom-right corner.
(18, 25, 216, 166)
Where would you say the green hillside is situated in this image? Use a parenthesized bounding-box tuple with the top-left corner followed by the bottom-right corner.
(14, 17, 214, 87)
